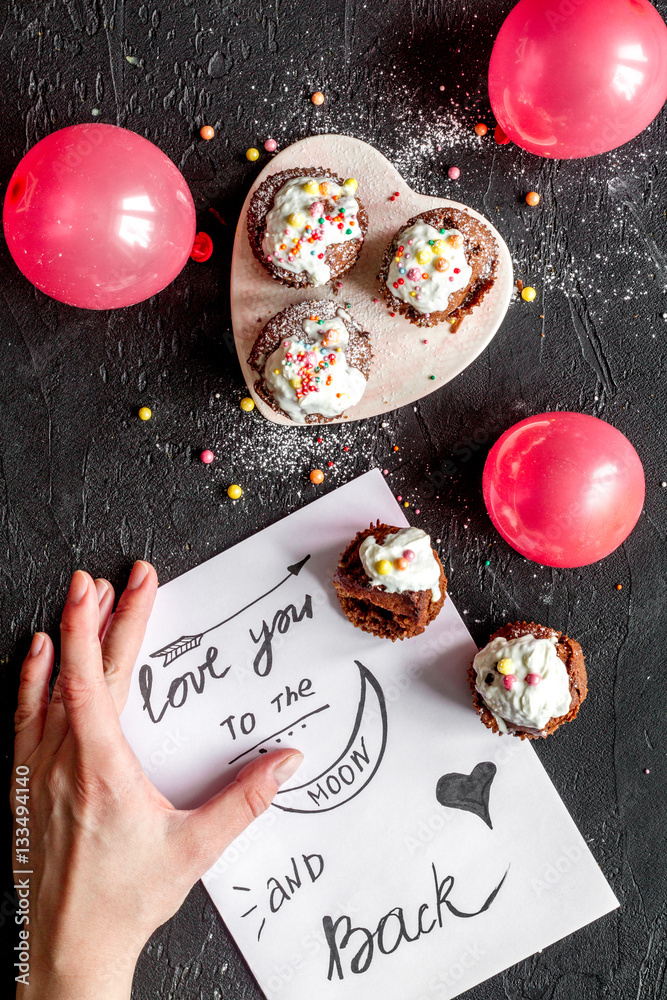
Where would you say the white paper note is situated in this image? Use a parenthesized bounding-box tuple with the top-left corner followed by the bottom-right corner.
(121, 470, 618, 1000)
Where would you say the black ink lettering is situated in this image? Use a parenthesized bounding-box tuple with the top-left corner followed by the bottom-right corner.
(302, 854, 324, 882)
(267, 877, 290, 913)
(140, 648, 229, 725)
(250, 595, 314, 677)
(284, 857, 302, 896)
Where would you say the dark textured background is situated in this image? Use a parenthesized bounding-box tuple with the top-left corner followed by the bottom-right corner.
(1, 0, 666, 997)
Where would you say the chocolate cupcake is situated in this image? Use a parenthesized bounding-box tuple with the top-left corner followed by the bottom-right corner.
(333, 523, 447, 641)
(378, 207, 499, 329)
(469, 622, 587, 740)
(247, 300, 372, 424)
(247, 169, 368, 288)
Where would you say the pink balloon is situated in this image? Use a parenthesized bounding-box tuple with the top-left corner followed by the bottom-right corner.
(483, 412, 645, 567)
(488, 0, 667, 158)
(3, 124, 196, 309)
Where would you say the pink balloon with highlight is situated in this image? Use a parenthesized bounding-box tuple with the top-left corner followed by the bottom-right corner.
(483, 412, 645, 567)
(488, 0, 667, 158)
(3, 124, 196, 309)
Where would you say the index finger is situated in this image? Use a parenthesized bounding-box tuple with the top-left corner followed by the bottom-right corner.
(58, 570, 122, 751)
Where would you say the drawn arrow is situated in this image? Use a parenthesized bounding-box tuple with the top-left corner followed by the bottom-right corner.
(150, 554, 311, 668)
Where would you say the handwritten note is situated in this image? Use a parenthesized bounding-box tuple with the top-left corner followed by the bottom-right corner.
(120, 470, 618, 1000)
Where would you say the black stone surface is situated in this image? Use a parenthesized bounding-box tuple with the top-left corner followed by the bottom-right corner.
(1, 1, 666, 998)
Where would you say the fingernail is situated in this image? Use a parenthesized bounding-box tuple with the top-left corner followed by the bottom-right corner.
(127, 560, 150, 590)
(94, 579, 109, 604)
(272, 752, 304, 787)
(67, 571, 89, 605)
(29, 633, 45, 657)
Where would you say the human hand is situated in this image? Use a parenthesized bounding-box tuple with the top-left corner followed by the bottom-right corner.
(11, 562, 303, 1000)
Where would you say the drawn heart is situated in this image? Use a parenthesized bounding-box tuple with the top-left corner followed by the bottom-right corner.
(435, 761, 497, 829)
(231, 134, 513, 426)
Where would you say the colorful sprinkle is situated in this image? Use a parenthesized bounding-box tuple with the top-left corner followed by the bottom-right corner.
(245, 147, 260, 161)
(227, 484, 243, 499)
(240, 397, 255, 412)
(447, 166, 460, 180)
(394, 557, 409, 571)
(503, 675, 516, 690)
(309, 469, 324, 484)
(429, 375, 436, 380)
(264, 138, 277, 152)
(521, 286, 537, 302)
(497, 658, 515, 675)
(474, 123, 488, 136)
(376, 559, 392, 575)
(526, 673, 542, 686)
(311, 91, 325, 106)
(525, 191, 541, 206)
(343, 178, 358, 192)
(616, 583, 623, 590)
(200, 449, 215, 464)
(303, 180, 318, 195)
(199, 125, 215, 140)
(138, 406, 152, 421)
(403, 549, 415, 562)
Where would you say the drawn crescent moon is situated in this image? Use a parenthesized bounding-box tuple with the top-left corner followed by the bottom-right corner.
(273, 660, 388, 814)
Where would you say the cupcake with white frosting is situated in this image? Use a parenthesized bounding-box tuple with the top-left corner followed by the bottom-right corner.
(247, 300, 372, 424)
(378, 207, 498, 330)
(469, 622, 587, 739)
(247, 169, 367, 288)
(333, 523, 447, 641)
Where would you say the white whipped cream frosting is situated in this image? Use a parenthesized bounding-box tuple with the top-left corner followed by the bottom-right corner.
(263, 310, 367, 423)
(472, 633, 572, 733)
(386, 220, 472, 315)
(359, 526, 441, 602)
(262, 176, 361, 285)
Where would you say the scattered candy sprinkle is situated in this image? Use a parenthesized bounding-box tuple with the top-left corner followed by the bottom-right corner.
(344, 446, 349, 452)
(447, 166, 460, 180)
(484, 560, 490, 566)
(240, 397, 255, 412)
(383, 469, 389, 475)
(138, 406, 152, 421)
(526, 673, 542, 686)
(429, 375, 436, 380)
(521, 286, 537, 302)
(403, 501, 409, 508)
(497, 658, 515, 676)
(227, 484, 243, 499)
(309, 469, 324, 484)
(246, 147, 260, 161)
(403, 549, 415, 561)
(200, 125, 215, 140)
(494, 124, 510, 145)
(264, 138, 277, 152)
(200, 449, 215, 464)
(397, 495, 402, 501)
(376, 559, 392, 575)
(328, 461, 334, 467)
(525, 191, 541, 206)
(474, 123, 488, 136)
(616, 583, 623, 590)
(645, 769, 650, 774)
(311, 91, 325, 106)
(503, 675, 516, 690)
(190, 232, 213, 262)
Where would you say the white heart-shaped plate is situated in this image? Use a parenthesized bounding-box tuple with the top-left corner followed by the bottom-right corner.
(230, 134, 513, 426)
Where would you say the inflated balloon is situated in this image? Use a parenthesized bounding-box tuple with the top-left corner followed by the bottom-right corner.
(3, 124, 196, 309)
(488, 0, 667, 158)
(483, 412, 645, 567)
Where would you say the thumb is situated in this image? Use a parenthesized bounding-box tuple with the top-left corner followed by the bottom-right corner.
(176, 749, 304, 878)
